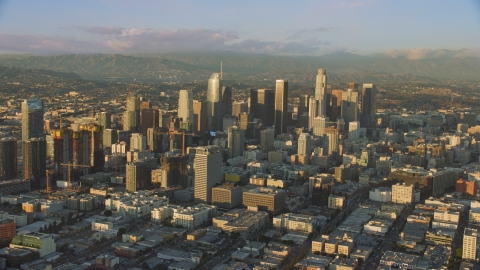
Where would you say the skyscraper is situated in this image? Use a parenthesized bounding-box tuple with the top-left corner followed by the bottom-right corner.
(228, 126, 245, 158)
(126, 159, 155, 192)
(178, 90, 194, 122)
(323, 127, 339, 158)
(232, 101, 248, 117)
(297, 133, 312, 156)
(222, 86, 232, 117)
(23, 138, 46, 190)
(0, 138, 17, 180)
(140, 108, 159, 136)
(193, 145, 222, 204)
(308, 96, 319, 131)
(193, 100, 206, 140)
(22, 99, 44, 141)
(130, 133, 146, 151)
(312, 116, 329, 137)
(361, 84, 376, 129)
(315, 69, 327, 116)
(206, 73, 223, 131)
(250, 89, 275, 127)
(124, 96, 140, 132)
(330, 89, 343, 121)
(260, 128, 275, 153)
(341, 89, 359, 130)
(97, 112, 111, 131)
(275, 80, 288, 136)
(348, 121, 360, 141)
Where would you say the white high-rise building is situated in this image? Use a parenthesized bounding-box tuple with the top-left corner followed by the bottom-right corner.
(297, 133, 312, 156)
(308, 96, 319, 131)
(130, 133, 146, 151)
(178, 90, 193, 122)
(312, 116, 329, 136)
(348, 121, 360, 141)
(315, 69, 327, 117)
(206, 73, 222, 131)
(463, 228, 477, 261)
(193, 146, 222, 204)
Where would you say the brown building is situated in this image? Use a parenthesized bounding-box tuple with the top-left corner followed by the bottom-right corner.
(456, 179, 477, 196)
(140, 108, 159, 136)
(0, 219, 16, 239)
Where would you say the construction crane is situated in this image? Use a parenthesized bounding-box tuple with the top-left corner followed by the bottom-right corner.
(60, 163, 91, 189)
(42, 170, 53, 193)
(169, 130, 194, 155)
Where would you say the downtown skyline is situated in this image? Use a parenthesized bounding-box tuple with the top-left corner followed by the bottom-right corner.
(0, 0, 479, 56)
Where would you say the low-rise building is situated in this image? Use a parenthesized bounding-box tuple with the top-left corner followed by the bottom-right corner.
(10, 233, 56, 257)
(242, 187, 286, 214)
(173, 204, 218, 230)
(212, 209, 269, 238)
(328, 195, 345, 209)
(369, 187, 392, 202)
(380, 251, 420, 269)
(211, 185, 243, 209)
(273, 213, 326, 234)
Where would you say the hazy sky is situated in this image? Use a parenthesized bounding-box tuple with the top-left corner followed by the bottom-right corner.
(0, 0, 479, 56)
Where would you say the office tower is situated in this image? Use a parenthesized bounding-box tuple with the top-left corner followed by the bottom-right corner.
(275, 80, 288, 136)
(140, 109, 159, 136)
(206, 73, 223, 131)
(140, 100, 151, 110)
(223, 116, 238, 132)
(260, 128, 275, 153)
(330, 90, 343, 121)
(130, 133, 146, 151)
(159, 152, 189, 188)
(158, 113, 171, 129)
(361, 84, 376, 128)
(250, 89, 275, 127)
(298, 94, 309, 117)
(97, 112, 111, 131)
(232, 101, 248, 117)
(126, 159, 155, 192)
(463, 228, 478, 261)
(307, 97, 318, 132)
(22, 99, 44, 141)
(243, 187, 286, 214)
(0, 138, 17, 179)
(178, 90, 194, 122)
(103, 129, 118, 148)
(341, 89, 359, 130)
(147, 127, 169, 153)
(193, 145, 222, 204)
(222, 86, 232, 117)
(312, 116, 329, 136)
(323, 127, 339, 158)
(348, 121, 360, 141)
(315, 68, 327, 116)
(228, 126, 245, 158)
(238, 113, 255, 139)
(348, 82, 359, 91)
(23, 138, 46, 190)
(52, 129, 72, 179)
(298, 133, 312, 156)
(193, 100, 206, 138)
(124, 96, 140, 132)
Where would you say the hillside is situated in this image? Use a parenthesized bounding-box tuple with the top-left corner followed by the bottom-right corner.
(0, 65, 83, 81)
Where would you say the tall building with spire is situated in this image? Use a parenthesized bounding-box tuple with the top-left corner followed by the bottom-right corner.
(22, 99, 44, 141)
(315, 69, 327, 116)
(275, 80, 288, 136)
(206, 73, 222, 131)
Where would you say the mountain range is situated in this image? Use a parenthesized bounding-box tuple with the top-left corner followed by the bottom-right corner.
(0, 50, 478, 83)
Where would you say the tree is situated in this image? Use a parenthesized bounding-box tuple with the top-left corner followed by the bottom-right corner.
(339, 254, 347, 258)
(61, 216, 66, 226)
(456, 248, 462, 259)
(313, 251, 320, 255)
(39, 227, 44, 233)
(156, 265, 168, 270)
(141, 261, 149, 269)
(104, 210, 113, 217)
(2, 202, 9, 207)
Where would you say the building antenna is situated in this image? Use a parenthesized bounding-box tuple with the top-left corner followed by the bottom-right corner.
(221, 61, 223, 80)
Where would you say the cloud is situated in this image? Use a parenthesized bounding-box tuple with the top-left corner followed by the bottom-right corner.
(0, 33, 102, 53)
(227, 38, 330, 54)
(286, 27, 335, 40)
(85, 27, 125, 35)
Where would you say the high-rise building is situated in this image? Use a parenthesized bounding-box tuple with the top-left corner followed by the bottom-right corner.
(298, 94, 310, 117)
(140, 109, 159, 136)
(193, 146, 222, 204)
(103, 129, 118, 148)
(463, 227, 477, 261)
(178, 90, 194, 122)
(315, 69, 327, 116)
(323, 127, 339, 158)
(206, 73, 223, 131)
(312, 116, 329, 137)
(223, 116, 238, 132)
(260, 128, 275, 153)
(126, 159, 156, 192)
(243, 187, 286, 214)
(361, 84, 376, 128)
(309, 174, 334, 206)
(52, 129, 72, 179)
(22, 99, 44, 141)
(298, 133, 312, 156)
(97, 112, 111, 131)
(193, 100, 206, 138)
(23, 138, 46, 190)
(348, 121, 360, 141)
(228, 126, 245, 158)
(124, 96, 140, 132)
(0, 138, 17, 180)
(308, 96, 319, 131)
(158, 151, 189, 188)
(147, 127, 169, 153)
(341, 89, 359, 129)
(222, 86, 232, 117)
(250, 89, 275, 127)
(238, 113, 255, 139)
(232, 101, 248, 117)
(329, 90, 343, 121)
(211, 184, 243, 209)
(130, 133, 146, 151)
(275, 80, 288, 136)
(159, 113, 171, 129)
